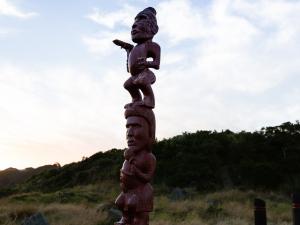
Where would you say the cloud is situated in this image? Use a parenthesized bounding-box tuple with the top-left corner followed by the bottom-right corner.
(83, 0, 300, 137)
(0, 27, 18, 38)
(0, 0, 37, 18)
(154, 0, 300, 94)
(86, 4, 137, 29)
(82, 31, 129, 55)
(83, 4, 141, 56)
(157, 0, 208, 44)
(163, 52, 185, 65)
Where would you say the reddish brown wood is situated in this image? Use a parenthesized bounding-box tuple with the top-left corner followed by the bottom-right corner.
(113, 7, 160, 109)
(293, 194, 300, 225)
(113, 7, 160, 225)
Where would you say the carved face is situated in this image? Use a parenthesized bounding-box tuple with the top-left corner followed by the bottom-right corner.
(126, 116, 150, 151)
(131, 14, 153, 43)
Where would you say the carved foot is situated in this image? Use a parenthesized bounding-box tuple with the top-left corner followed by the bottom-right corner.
(114, 222, 126, 225)
(135, 100, 154, 109)
(124, 101, 144, 109)
(124, 100, 154, 109)
(142, 97, 154, 109)
(134, 101, 145, 106)
(124, 102, 134, 109)
(115, 216, 131, 225)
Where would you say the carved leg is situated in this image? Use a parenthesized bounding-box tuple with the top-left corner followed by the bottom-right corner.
(124, 77, 142, 105)
(115, 193, 129, 225)
(139, 84, 155, 108)
(133, 212, 149, 225)
(115, 192, 125, 210)
(114, 211, 132, 225)
(132, 70, 155, 108)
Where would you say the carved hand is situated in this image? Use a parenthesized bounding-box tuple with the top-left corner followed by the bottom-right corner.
(131, 164, 153, 183)
(131, 164, 138, 175)
(113, 39, 133, 51)
(113, 39, 123, 47)
(137, 57, 148, 70)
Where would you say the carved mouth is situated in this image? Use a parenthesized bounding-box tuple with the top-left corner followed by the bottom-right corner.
(131, 30, 139, 35)
(127, 140, 136, 146)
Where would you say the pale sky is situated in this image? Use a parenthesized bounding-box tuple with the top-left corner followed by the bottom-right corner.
(0, 0, 299, 170)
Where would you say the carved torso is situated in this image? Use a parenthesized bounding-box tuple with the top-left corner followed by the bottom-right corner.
(131, 150, 156, 175)
(128, 44, 147, 76)
(128, 41, 160, 76)
(121, 150, 156, 188)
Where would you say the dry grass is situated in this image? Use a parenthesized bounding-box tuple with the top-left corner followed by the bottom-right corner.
(0, 188, 294, 225)
(44, 204, 106, 225)
(0, 201, 107, 225)
(151, 189, 292, 225)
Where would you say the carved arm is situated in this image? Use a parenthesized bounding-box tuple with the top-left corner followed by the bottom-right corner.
(146, 42, 160, 70)
(132, 156, 156, 183)
(113, 39, 134, 73)
(113, 39, 134, 52)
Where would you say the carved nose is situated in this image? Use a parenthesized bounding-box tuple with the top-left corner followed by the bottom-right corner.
(127, 127, 134, 137)
(132, 24, 137, 29)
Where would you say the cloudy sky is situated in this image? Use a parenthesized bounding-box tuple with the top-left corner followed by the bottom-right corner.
(0, 0, 299, 170)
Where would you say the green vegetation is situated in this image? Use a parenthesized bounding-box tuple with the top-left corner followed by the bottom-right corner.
(19, 149, 123, 193)
(154, 121, 300, 192)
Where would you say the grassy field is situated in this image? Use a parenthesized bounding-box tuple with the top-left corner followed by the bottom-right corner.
(0, 185, 293, 225)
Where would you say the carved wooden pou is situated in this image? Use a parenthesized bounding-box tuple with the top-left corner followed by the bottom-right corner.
(113, 7, 160, 225)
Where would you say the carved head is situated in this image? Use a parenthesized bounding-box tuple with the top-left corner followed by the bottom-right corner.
(125, 105, 155, 151)
(131, 7, 159, 43)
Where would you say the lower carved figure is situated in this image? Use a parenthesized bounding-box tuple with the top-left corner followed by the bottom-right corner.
(114, 106, 156, 225)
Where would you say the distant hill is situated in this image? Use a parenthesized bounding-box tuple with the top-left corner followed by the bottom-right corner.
(1, 121, 300, 196)
(19, 149, 124, 193)
(0, 164, 60, 189)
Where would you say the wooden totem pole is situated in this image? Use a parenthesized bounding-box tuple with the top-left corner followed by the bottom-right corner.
(113, 7, 160, 225)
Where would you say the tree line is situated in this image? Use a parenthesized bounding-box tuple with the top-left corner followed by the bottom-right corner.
(1, 121, 300, 195)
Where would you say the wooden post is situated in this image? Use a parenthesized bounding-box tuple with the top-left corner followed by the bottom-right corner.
(292, 193, 300, 225)
(254, 198, 267, 225)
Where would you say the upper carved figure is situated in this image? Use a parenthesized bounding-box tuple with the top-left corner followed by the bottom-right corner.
(113, 7, 161, 109)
